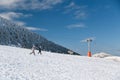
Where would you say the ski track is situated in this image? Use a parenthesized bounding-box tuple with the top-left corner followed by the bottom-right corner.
(0, 45, 120, 80)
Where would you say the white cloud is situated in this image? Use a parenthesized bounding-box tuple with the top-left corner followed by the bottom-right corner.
(0, 0, 63, 10)
(64, 2, 88, 19)
(0, 12, 32, 26)
(67, 23, 86, 29)
(0, 12, 32, 20)
(0, 0, 20, 9)
(65, 2, 75, 8)
(0, 12, 47, 32)
(26, 27, 48, 31)
(0, 12, 23, 20)
(0, 0, 17, 5)
(65, 2, 80, 10)
(74, 10, 87, 19)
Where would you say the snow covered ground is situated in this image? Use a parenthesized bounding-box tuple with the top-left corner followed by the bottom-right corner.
(0, 45, 120, 80)
(93, 52, 120, 62)
(92, 52, 112, 58)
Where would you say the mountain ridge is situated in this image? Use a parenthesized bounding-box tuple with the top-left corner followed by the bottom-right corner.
(0, 16, 79, 55)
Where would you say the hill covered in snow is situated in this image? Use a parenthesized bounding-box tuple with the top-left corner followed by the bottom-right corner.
(93, 52, 120, 62)
(93, 52, 112, 58)
(0, 45, 120, 80)
(0, 16, 79, 55)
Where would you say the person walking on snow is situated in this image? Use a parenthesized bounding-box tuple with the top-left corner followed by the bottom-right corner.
(30, 45, 36, 55)
(38, 46, 42, 55)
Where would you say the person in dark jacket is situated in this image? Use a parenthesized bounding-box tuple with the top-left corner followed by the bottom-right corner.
(38, 46, 42, 55)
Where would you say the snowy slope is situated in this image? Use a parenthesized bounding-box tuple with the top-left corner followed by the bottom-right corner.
(0, 45, 120, 80)
(0, 16, 79, 55)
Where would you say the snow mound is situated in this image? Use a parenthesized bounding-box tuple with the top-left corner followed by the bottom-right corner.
(105, 56, 120, 62)
(0, 45, 120, 80)
(93, 52, 112, 58)
(93, 52, 120, 62)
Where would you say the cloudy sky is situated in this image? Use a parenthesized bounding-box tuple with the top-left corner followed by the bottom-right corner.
(0, 0, 120, 55)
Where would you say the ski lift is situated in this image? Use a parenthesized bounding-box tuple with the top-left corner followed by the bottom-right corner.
(81, 38, 94, 57)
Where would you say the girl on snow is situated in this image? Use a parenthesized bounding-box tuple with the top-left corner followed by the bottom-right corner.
(30, 45, 36, 55)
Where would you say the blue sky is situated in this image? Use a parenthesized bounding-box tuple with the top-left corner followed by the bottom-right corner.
(0, 0, 120, 55)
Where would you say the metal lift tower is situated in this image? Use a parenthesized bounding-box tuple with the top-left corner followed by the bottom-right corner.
(86, 38, 92, 57)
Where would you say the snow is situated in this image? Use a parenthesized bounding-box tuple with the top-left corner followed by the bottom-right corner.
(105, 56, 120, 62)
(0, 45, 120, 80)
(93, 52, 120, 62)
(92, 52, 112, 58)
